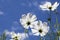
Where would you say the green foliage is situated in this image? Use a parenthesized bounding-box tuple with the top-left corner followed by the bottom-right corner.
(57, 31, 60, 36)
(24, 29, 28, 33)
(0, 32, 6, 40)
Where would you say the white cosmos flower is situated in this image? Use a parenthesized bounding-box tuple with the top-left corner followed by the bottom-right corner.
(10, 32, 21, 40)
(6, 31, 28, 40)
(39, 1, 59, 11)
(20, 13, 37, 29)
(31, 20, 49, 37)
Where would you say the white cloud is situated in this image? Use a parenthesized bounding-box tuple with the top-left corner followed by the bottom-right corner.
(33, 1, 39, 6)
(11, 21, 22, 31)
(0, 11, 4, 15)
(11, 26, 19, 31)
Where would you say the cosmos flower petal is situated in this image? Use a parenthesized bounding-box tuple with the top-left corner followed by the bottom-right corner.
(10, 32, 17, 38)
(43, 26, 49, 34)
(20, 19, 26, 25)
(52, 2, 59, 11)
(40, 32, 46, 36)
(33, 32, 40, 36)
(40, 2, 51, 11)
(40, 5, 47, 9)
(24, 25, 29, 29)
(45, 2, 52, 7)
(20, 33, 28, 40)
(31, 29, 38, 33)
(43, 22, 48, 27)
(31, 15, 37, 22)
(21, 14, 27, 19)
(30, 21, 38, 28)
(26, 13, 32, 19)
(40, 2, 51, 8)
(40, 8, 49, 11)
(39, 20, 43, 26)
(39, 5, 49, 11)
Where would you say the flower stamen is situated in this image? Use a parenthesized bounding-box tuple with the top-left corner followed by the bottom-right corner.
(48, 7, 52, 10)
(26, 21, 31, 25)
(13, 36, 18, 40)
(39, 29, 42, 33)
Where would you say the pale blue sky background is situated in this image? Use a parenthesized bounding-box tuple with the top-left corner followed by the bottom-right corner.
(0, 0, 60, 40)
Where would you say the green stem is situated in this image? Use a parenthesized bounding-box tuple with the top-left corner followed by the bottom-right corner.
(40, 37, 42, 40)
(48, 10, 52, 40)
(0, 32, 6, 40)
(55, 33, 59, 40)
(54, 10, 60, 40)
(24, 29, 28, 40)
(24, 29, 28, 33)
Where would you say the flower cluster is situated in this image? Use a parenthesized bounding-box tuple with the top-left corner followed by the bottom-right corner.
(5, 1, 59, 40)
(20, 13, 50, 37)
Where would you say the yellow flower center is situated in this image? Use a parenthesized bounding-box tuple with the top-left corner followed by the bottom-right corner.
(26, 21, 31, 25)
(48, 7, 52, 10)
(13, 36, 18, 40)
(39, 29, 42, 33)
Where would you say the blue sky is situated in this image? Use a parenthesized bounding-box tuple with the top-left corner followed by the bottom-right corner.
(0, 0, 60, 40)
